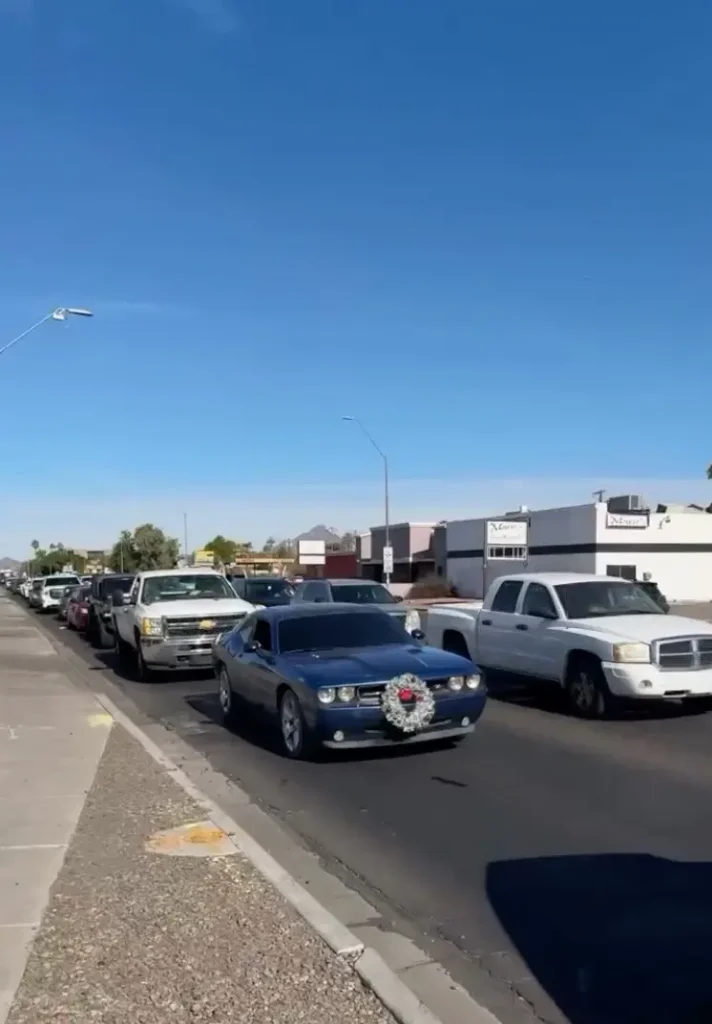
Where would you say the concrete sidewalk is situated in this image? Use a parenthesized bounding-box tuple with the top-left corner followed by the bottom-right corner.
(0, 595, 393, 1024)
(0, 595, 111, 1022)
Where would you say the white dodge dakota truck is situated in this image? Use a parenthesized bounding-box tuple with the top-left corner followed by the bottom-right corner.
(422, 571, 712, 718)
(112, 568, 254, 681)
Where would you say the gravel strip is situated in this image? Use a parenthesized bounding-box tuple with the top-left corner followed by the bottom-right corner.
(8, 725, 393, 1024)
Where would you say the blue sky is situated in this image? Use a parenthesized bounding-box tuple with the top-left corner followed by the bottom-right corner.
(0, 0, 710, 553)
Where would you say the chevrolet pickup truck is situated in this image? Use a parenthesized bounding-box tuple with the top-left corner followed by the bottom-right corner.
(422, 571, 712, 718)
(112, 568, 254, 681)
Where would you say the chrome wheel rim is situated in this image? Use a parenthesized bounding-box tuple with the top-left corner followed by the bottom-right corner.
(281, 693, 301, 754)
(571, 671, 597, 713)
(219, 670, 232, 714)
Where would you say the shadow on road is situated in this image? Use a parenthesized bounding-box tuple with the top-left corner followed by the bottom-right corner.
(487, 853, 712, 1024)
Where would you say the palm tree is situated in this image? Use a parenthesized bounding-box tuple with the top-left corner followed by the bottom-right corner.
(707, 465, 712, 480)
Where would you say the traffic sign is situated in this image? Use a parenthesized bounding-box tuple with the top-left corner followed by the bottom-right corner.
(383, 545, 394, 575)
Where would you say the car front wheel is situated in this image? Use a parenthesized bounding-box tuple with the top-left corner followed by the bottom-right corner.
(218, 665, 239, 728)
(278, 688, 313, 760)
(566, 658, 617, 719)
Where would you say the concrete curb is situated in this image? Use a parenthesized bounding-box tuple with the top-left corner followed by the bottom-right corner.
(96, 692, 445, 1024)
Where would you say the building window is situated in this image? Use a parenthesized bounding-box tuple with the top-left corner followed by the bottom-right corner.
(487, 545, 527, 561)
(606, 564, 636, 581)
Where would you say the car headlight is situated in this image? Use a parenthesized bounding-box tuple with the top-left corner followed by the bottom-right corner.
(317, 687, 336, 704)
(140, 617, 163, 637)
(466, 674, 481, 689)
(337, 686, 356, 702)
(405, 609, 421, 632)
(612, 642, 650, 664)
(447, 675, 465, 691)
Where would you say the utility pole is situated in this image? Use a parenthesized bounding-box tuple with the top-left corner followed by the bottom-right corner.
(183, 513, 189, 565)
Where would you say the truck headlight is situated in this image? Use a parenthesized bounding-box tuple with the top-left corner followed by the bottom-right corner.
(612, 642, 650, 664)
(405, 609, 421, 632)
(140, 617, 163, 637)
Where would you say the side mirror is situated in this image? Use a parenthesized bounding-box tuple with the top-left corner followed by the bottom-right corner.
(533, 609, 558, 620)
(410, 628, 425, 641)
(394, 595, 404, 603)
(111, 590, 125, 607)
(244, 640, 261, 653)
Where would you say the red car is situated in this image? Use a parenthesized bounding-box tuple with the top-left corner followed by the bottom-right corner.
(66, 585, 91, 631)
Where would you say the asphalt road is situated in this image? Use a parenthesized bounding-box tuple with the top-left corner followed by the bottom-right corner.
(30, 603, 712, 1024)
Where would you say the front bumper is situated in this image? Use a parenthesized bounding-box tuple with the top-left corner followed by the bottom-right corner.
(140, 635, 217, 671)
(602, 662, 712, 699)
(312, 692, 486, 749)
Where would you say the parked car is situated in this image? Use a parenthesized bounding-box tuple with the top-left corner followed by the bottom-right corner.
(66, 585, 92, 631)
(230, 576, 295, 607)
(290, 578, 421, 633)
(213, 603, 486, 759)
(85, 574, 136, 648)
(112, 568, 254, 681)
(34, 574, 81, 613)
(58, 586, 78, 620)
(422, 571, 712, 719)
(28, 578, 45, 608)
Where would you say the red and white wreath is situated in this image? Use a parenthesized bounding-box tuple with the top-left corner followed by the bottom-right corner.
(380, 674, 435, 734)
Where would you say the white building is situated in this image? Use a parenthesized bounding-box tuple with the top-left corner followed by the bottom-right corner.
(445, 496, 712, 603)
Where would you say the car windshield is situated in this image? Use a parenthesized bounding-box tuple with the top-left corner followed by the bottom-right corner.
(45, 576, 79, 588)
(330, 583, 396, 604)
(245, 579, 294, 604)
(142, 574, 236, 604)
(555, 581, 663, 619)
(279, 611, 409, 653)
(102, 576, 134, 595)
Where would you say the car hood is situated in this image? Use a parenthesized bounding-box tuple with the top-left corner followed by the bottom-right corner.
(281, 643, 474, 685)
(566, 614, 712, 643)
(145, 598, 254, 618)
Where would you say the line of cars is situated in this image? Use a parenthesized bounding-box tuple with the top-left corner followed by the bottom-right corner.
(8, 568, 487, 759)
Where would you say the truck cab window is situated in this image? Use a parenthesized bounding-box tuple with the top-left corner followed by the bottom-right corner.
(522, 583, 557, 619)
(490, 580, 523, 612)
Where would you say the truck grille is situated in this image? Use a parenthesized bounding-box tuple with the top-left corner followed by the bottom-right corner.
(655, 636, 712, 671)
(164, 614, 246, 640)
(356, 679, 448, 706)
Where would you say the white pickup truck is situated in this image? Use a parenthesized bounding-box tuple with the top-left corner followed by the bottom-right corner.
(422, 571, 712, 718)
(112, 568, 254, 681)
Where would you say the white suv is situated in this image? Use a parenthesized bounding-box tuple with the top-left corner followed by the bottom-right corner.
(36, 574, 81, 612)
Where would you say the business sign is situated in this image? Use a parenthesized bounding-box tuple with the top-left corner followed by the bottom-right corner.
(606, 512, 649, 529)
(298, 539, 326, 565)
(486, 520, 528, 546)
(383, 545, 394, 575)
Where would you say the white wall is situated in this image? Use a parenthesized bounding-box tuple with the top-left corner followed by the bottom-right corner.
(594, 504, 712, 601)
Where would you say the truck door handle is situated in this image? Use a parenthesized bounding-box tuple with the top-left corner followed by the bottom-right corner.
(481, 618, 492, 626)
(515, 623, 528, 631)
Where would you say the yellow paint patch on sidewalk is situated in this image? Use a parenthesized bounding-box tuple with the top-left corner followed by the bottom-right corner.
(146, 820, 236, 858)
(87, 713, 113, 728)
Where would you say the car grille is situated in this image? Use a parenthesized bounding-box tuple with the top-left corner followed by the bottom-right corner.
(654, 636, 712, 671)
(356, 678, 449, 707)
(164, 614, 246, 639)
(48, 589, 63, 599)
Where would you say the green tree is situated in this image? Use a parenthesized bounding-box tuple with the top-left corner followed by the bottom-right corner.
(338, 531, 357, 553)
(273, 538, 295, 559)
(108, 525, 179, 572)
(204, 535, 238, 565)
(262, 536, 276, 554)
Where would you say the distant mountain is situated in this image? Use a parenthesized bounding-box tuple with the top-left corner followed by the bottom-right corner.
(0, 557, 21, 570)
(293, 524, 342, 544)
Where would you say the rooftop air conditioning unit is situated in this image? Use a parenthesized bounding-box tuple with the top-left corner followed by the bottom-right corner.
(607, 494, 647, 513)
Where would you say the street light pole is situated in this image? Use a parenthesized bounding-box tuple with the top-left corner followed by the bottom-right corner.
(183, 512, 189, 565)
(0, 307, 93, 359)
(342, 416, 391, 585)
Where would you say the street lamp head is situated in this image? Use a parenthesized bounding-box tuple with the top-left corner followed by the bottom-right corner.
(341, 416, 355, 422)
(51, 307, 94, 321)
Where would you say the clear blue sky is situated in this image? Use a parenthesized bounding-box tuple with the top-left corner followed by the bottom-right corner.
(0, 0, 710, 550)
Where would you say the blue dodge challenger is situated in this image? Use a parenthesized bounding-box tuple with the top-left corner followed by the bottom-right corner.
(213, 603, 487, 759)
